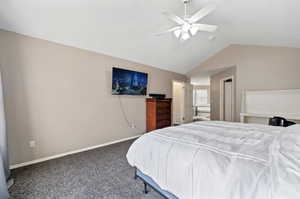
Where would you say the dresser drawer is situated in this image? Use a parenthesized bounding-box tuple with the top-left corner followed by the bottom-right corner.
(157, 101, 171, 108)
(156, 120, 171, 129)
(157, 107, 171, 114)
(157, 113, 171, 121)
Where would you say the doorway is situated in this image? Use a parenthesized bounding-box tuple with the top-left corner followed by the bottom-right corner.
(220, 76, 235, 121)
(193, 86, 211, 121)
(172, 81, 185, 125)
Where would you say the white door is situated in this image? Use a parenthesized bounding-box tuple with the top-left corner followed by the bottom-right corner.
(184, 83, 194, 123)
(224, 80, 233, 121)
(172, 81, 185, 125)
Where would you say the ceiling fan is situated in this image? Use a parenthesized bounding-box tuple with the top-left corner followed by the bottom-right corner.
(156, 0, 218, 41)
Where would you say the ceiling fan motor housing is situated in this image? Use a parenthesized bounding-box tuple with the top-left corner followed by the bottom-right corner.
(182, 0, 190, 4)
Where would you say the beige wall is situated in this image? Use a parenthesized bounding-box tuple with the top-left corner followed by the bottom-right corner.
(188, 44, 300, 121)
(210, 67, 236, 120)
(0, 30, 186, 165)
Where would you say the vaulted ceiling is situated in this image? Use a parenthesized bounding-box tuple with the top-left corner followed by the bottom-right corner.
(0, 0, 299, 74)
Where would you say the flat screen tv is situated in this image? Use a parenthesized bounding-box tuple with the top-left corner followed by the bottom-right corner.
(112, 67, 148, 95)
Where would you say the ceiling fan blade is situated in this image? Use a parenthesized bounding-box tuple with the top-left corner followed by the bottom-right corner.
(154, 26, 181, 36)
(192, 24, 218, 33)
(162, 11, 186, 25)
(189, 5, 216, 23)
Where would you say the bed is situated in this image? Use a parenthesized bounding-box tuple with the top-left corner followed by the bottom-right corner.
(127, 121, 300, 199)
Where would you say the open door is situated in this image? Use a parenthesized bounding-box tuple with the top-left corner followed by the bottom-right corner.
(184, 83, 193, 123)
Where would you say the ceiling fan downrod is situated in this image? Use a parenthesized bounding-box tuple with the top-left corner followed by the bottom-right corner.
(183, 0, 190, 18)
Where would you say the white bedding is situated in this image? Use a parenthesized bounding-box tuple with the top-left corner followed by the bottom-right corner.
(126, 121, 300, 199)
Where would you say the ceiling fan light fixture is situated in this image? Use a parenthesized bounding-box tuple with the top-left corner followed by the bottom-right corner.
(182, 23, 191, 32)
(181, 31, 190, 41)
(189, 26, 199, 36)
(156, 1, 218, 41)
(174, 29, 182, 38)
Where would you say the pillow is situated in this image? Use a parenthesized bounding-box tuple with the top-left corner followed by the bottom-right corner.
(280, 124, 300, 150)
(286, 124, 300, 133)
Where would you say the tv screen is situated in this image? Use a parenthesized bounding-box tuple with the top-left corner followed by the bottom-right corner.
(112, 67, 148, 95)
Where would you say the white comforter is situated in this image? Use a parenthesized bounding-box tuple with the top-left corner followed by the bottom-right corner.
(126, 121, 300, 199)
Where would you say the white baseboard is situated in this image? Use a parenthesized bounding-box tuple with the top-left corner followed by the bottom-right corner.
(10, 135, 141, 170)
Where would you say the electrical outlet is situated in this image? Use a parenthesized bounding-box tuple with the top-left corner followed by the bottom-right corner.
(29, 140, 36, 148)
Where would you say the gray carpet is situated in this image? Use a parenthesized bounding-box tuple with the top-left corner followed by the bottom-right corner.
(9, 140, 163, 199)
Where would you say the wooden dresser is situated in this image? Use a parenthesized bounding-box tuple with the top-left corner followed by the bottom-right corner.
(146, 98, 172, 132)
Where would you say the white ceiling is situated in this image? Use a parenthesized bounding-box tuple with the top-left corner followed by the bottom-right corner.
(0, 0, 299, 74)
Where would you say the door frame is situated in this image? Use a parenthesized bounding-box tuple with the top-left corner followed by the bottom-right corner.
(220, 76, 235, 121)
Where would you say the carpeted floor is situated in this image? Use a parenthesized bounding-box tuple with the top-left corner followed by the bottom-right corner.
(9, 140, 163, 199)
